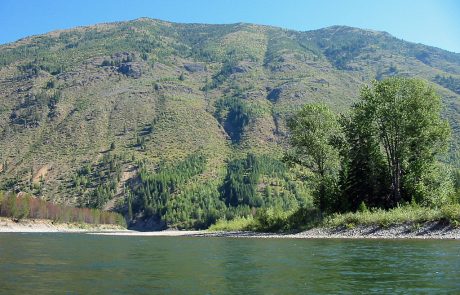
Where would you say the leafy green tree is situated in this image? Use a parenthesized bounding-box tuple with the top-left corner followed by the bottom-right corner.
(356, 78, 451, 205)
(340, 108, 389, 210)
(453, 169, 460, 203)
(286, 103, 342, 212)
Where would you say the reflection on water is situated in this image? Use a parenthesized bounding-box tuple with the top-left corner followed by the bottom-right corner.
(0, 234, 459, 294)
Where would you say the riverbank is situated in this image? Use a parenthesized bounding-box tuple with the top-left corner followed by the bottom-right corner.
(2, 217, 459, 239)
(0, 217, 127, 232)
(202, 221, 460, 239)
(90, 221, 460, 239)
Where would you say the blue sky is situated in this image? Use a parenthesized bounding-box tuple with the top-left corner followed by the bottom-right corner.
(2, 0, 460, 52)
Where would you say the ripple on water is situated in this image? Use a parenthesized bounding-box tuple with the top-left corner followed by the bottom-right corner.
(0, 234, 459, 294)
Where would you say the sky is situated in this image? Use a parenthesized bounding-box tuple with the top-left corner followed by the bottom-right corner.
(1, 0, 460, 53)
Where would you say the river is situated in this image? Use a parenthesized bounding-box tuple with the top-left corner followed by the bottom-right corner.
(0, 233, 459, 294)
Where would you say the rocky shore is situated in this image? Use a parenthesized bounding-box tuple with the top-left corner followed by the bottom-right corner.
(2, 218, 459, 239)
(198, 222, 460, 239)
(92, 221, 460, 239)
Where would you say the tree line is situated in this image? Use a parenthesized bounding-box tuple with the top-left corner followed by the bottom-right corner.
(131, 154, 207, 221)
(0, 191, 125, 226)
(127, 152, 310, 229)
(287, 77, 458, 214)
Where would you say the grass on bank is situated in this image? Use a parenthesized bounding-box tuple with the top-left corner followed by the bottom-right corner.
(324, 204, 460, 228)
(209, 206, 321, 232)
(209, 216, 255, 231)
(208, 203, 460, 232)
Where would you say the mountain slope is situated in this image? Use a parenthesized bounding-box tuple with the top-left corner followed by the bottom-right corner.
(0, 18, 459, 227)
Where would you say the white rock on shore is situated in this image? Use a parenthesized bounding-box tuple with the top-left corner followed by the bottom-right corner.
(0, 217, 126, 233)
(197, 222, 460, 239)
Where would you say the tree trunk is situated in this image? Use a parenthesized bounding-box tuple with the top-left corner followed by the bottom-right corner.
(391, 160, 402, 205)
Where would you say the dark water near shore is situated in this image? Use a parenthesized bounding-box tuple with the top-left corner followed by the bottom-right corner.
(0, 234, 459, 294)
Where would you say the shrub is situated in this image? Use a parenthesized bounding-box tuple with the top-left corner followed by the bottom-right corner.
(208, 216, 254, 231)
(440, 204, 460, 227)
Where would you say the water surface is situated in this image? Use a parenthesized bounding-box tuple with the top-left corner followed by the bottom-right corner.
(0, 233, 459, 294)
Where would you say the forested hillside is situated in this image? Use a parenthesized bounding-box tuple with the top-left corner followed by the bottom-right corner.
(0, 18, 459, 228)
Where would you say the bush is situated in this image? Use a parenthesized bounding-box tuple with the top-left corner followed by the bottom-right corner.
(440, 204, 460, 227)
(358, 201, 369, 213)
(322, 204, 460, 228)
(253, 206, 321, 232)
(208, 216, 255, 231)
(208, 206, 321, 232)
(254, 207, 290, 232)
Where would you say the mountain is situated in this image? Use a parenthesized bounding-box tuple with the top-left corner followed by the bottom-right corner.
(0, 18, 459, 228)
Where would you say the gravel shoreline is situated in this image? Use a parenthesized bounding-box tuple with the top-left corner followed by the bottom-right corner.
(198, 222, 460, 239)
(93, 221, 460, 239)
(2, 218, 459, 239)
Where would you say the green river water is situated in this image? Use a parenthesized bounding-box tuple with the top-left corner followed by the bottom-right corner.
(0, 233, 459, 294)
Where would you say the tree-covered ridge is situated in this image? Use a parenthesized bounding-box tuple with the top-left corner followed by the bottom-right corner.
(75, 152, 125, 209)
(221, 153, 304, 208)
(133, 154, 207, 219)
(0, 18, 459, 229)
(124, 153, 309, 229)
(214, 97, 251, 143)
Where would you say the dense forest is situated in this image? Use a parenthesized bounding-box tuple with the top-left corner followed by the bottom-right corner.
(126, 153, 309, 229)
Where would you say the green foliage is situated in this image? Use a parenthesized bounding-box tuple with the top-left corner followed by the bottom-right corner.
(254, 206, 322, 232)
(9, 90, 61, 127)
(357, 78, 451, 206)
(324, 203, 460, 228)
(285, 78, 456, 232)
(208, 216, 255, 231)
(434, 75, 460, 95)
(358, 201, 369, 213)
(440, 204, 460, 227)
(77, 153, 124, 209)
(127, 152, 309, 229)
(314, 28, 371, 70)
(453, 169, 460, 203)
(206, 56, 240, 89)
(209, 206, 321, 232)
(221, 153, 303, 209)
(340, 105, 390, 211)
(221, 154, 261, 207)
(286, 103, 342, 212)
(214, 97, 251, 143)
(133, 154, 207, 221)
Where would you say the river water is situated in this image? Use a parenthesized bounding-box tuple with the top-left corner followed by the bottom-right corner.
(0, 233, 459, 294)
